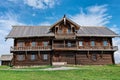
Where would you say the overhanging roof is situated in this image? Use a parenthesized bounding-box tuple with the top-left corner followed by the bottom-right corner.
(6, 26, 54, 39)
(0, 54, 13, 61)
(76, 26, 118, 37)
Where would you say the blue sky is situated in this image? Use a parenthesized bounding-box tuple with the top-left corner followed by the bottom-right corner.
(0, 0, 120, 63)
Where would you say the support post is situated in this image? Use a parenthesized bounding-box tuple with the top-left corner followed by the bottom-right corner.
(25, 51, 27, 61)
(75, 52, 77, 65)
(38, 51, 40, 59)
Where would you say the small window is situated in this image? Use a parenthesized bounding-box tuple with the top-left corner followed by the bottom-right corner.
(31, 42, 36, 47)
(91, 54, 97, 61)
(58, 29, 62, 33)
(30, 54, 36, 60)
(68, 27, 71, 33)
(79, 41, 83, 46)
(17, 55, 25, 61)
(43, 54, 48, 60)
(67, 42, 72, 47)
(103, 40, 108, 46)
(91, 41, 95, 46)
(17, 41, 24, 47)
(43, 41, 48, 47)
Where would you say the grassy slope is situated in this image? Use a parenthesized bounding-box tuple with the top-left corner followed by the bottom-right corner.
(0, 65, 120, 80)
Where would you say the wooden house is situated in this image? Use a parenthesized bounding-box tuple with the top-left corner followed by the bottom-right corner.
(0, 54, 13, 66)
(6, 16, 118, 66)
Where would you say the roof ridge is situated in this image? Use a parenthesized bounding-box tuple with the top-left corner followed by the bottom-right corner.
(81, 26, 105, 27)
(12, 25, 50, 27)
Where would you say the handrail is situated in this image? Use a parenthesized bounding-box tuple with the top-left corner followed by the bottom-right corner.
(11, 46, 51, 51)
(10, 45, 118, 51)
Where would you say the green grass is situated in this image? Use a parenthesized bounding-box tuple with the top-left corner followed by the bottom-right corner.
(0, 65, 120, 80)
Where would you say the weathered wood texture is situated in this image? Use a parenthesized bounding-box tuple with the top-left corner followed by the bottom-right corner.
(12, 51, 114, 66)
(13, 52, 51, 66)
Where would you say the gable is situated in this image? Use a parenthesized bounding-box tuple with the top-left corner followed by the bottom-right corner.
(50, 16, 80, 32)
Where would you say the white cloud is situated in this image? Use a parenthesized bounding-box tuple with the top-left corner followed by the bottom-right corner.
(24, 0, 58, 9)
(71, 5, 111, 26)
(0, 12, 24, 55)
(39, 21, 51, 26)
(110, 25, 120, 64)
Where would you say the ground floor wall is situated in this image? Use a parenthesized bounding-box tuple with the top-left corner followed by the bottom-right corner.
(1, 61, 11, 66)
(12, 51, 114, 66)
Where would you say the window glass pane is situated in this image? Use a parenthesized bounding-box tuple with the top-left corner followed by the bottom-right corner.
(92, 54, 97, 61)
(67, 42, 71, 47)
(68, 27, 71, 33)
(79, 41, 83, 46)
(17, 55, 25, 61)
(31, 54, 35, 60)
(58, 30, 62, 33)
(91, 41, 95, 46)
(43, 54, 48, 60)
(43, 42, 48, 47)
(103, 40, 107, 46)
(18, 42, 24, 47)
(32, 42, 36, 46)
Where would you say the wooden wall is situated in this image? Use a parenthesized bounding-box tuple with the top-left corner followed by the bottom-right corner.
(76, 51, 114, 65)
(13, 51, 51, 66)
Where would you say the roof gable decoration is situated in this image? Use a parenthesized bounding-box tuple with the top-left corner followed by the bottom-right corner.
(50, 15, 80, 30)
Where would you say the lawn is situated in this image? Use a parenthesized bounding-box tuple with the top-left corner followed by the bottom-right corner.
(0, 65, 120, 80)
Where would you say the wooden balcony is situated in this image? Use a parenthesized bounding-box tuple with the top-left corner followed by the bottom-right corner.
(53, 44, 77, 50)
(52, 44, 118, 51)
(10, 46, 52, 52)
(55, 33, 76, 39)
(78, 46, 118, 51)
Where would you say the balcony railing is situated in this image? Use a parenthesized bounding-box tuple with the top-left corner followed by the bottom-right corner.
(53, 44, 118, 51)
(55, 33, 76, 39)
(10, 46, 52, 52)
(53, 44, 77, 50)
(10, 45, 118, 52)
(77, 46, 118, 51)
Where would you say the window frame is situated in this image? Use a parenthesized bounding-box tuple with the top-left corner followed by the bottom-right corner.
(30, 54, 36, 61)
(17, 54, 25, 61)
(43, 54, 48, 60)
(31, 41, 36, 47)
(91, 54, 97, 61)
(67, 41, 72, 47)
(103, 40, 108, 46)
(79, 41, 83, 46)
(91, 40, 95, 46)
(43, 41, 48, 47)
(17, 41, 24, 47)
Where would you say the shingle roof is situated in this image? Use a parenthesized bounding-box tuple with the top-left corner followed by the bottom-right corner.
(76, 26, 118, 37)
(6, 26, 118, 38)
(0, 54, 13, 61)
(6, 26, 54, 38)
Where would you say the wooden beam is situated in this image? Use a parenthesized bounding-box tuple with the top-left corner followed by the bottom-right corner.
(25, 51, 27, 60)
(38, 51, 41, 59)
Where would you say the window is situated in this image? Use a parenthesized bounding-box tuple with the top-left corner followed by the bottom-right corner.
(31, 42, 36, 47)
(68, 27, 71, 33)
(67, 42, 72, 47)
(91, 40, 95, 46)
(79, 41, 83, 46)
(43, 41, 48, 47)
(17, 55, 25, 61)
(91, 54, 97, 61)
(43, 54, 48, 60)
(58, 29, 62, 33)
(30, 54, 36, 60)
(17, 41, 24, 47)
(103, 40, 108, 46)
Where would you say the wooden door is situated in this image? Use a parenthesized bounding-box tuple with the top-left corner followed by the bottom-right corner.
(53, 53, 61, 62)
